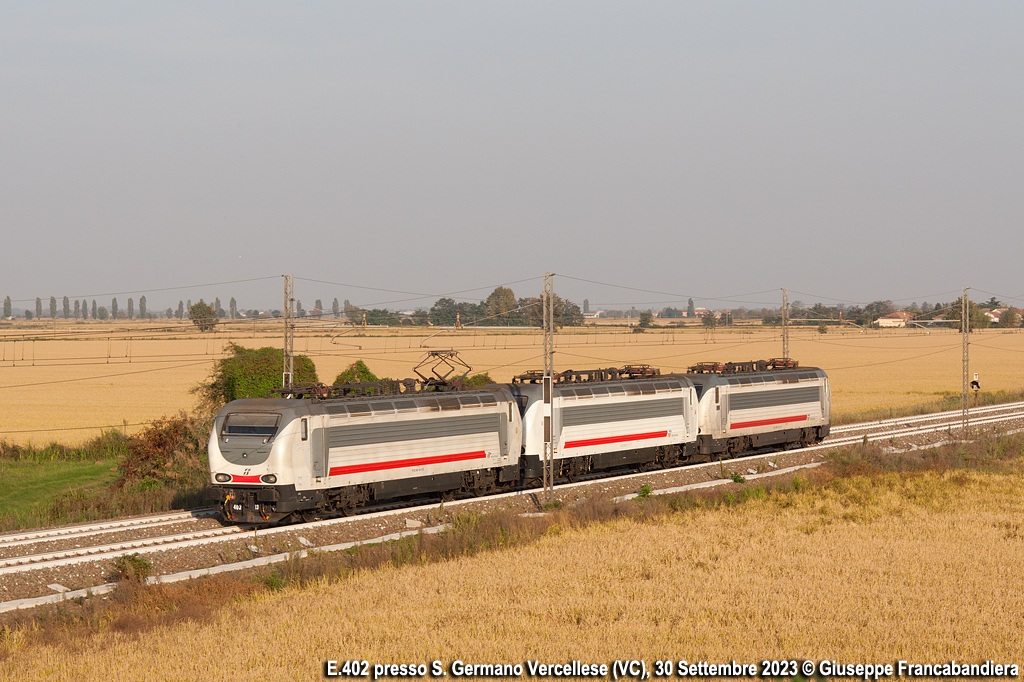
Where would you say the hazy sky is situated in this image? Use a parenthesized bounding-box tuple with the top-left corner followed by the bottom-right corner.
(2, 2, 1022, 313)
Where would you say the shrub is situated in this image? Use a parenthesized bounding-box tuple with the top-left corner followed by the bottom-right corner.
(460, 372, 494, 388)
(113, 553, 152, 582)
(116, 412, 210, 491)
(333, 360, 378, 384)
(194, 343, 318, 408)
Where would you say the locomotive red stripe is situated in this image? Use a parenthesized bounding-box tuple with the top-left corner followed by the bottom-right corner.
(230, 474, 262, 483)
(328, 450, 487, 476)
(730, 415, 808, 429)
(563, 431, 669, 449)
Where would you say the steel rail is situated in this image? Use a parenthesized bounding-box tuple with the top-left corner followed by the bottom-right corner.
(0, 509, 216, 547)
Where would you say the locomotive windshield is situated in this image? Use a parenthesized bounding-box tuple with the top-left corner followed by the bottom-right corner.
(222, 412, 281, 438)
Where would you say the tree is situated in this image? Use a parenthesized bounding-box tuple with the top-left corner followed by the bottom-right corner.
(981, 296, 1002, 310)
(81, 299, 87, 319)
(229, 297, 237, 319)
(97, 306, 109, 320)
(484, 286, 517, 325)
(429, 297, 458, 326)
(296, 300, 305, 317)
(25, 309, 33, 320)
(176, 301, 184, 319)
(332, 298, 340, 318)
(702, 311, 717, 328)
(687, 298, 696, 318)
(189, 299, 219, 332)
(35, 297, 42, 319)
(3, 296, 10, 318)
(949, 297, 990, 332)
(63, 296, 70, 319)
(856, 300, 897, 326)
(194, 343, 318, 409)
(127, 298, 134, 319)
(73, 300, 80, 318)
(139, 295, 147, 318)
(91, 300, 97, 319)
(111, 298, 119, 320)
(1002, 307, 1021, 328)
(214, 297, 221, 317)
(519, 293, 583, 328)
(165, 308, 173, 319)
(313, 299, 323, 318)
(49, 296, 56, 319)
(638, 311, 653, 328)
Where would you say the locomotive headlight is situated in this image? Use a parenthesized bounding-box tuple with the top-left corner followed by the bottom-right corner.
(215, 473, 231, 483)
(260, 474, 277, 484)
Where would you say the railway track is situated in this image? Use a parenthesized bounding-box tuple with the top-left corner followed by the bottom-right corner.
(2, 402, 1022, 611)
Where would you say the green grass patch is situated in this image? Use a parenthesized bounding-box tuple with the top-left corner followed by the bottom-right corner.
(0, 458, 118, 529)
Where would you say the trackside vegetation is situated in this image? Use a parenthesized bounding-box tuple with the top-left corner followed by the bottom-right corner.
(2, 433, 1023, 673)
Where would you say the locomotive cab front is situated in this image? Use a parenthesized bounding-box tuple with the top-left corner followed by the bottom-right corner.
(209, 399, 315, 523)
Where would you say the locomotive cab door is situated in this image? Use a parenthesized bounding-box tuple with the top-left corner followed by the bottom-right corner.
(308, 417, 327, 481)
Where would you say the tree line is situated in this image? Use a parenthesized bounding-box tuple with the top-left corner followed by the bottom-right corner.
(0, 287, 586, 328)
(5, 289, 1018, 331)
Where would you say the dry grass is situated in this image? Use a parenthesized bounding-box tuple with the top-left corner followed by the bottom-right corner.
(3, 321, 1023, 445)
(3, 437, 1023, 679)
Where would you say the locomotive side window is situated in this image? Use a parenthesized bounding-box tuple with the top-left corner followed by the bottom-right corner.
(222, 413, 281, 438)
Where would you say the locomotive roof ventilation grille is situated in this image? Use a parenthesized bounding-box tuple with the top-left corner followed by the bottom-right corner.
(324, 392, 499, 416)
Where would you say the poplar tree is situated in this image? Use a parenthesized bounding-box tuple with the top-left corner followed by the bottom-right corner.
(139, 296, 147, 318)
(49, 296, 57, 319)
(127, 298, 134, 319)
(91, 300, 97, 318)
(229, 297, 237, 318)
(176, 301, 184, 319)
(35, 298, 42, 319)
(111, 298, 119, 319)
(3, 296, 11, 318)
(74, 300, 81, 318)
(63, 296, 70, 319)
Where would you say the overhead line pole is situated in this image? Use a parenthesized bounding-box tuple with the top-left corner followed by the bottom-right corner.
(543, 272, 554, 504)
(781, 287, 789, 360)
(961, 286, 969, 437)
(283, 274, 294, 390)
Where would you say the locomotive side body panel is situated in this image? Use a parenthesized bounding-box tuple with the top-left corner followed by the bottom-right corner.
(320, 387, 520, 488)
(555, 379, 696, 457)
(513, 378, 698, 479)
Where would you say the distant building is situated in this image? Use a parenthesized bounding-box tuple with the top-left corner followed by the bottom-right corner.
(876, 311, 913, 328)
(984, 308, 1005, 324)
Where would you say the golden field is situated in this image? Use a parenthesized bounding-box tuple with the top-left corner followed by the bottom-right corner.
(2, 320, 1024, 445)
(3, 466, 1023, 679)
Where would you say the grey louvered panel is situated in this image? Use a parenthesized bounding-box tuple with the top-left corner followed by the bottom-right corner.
(561, 398, 684, 427)
(327, 413, 500, 449)
(729, 386, 821, 411)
